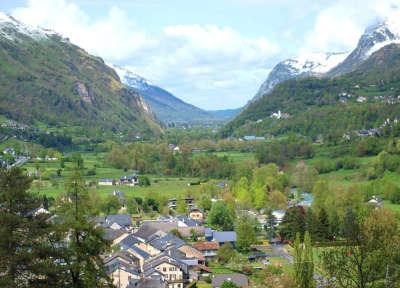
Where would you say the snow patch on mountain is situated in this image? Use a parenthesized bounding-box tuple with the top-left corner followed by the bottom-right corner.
(292, 52, 350, 74)
(252, 51, 349, 101)
(0, 11, 59, 41)
(364, 20, 400, 57)
(111, 65, 153, 91)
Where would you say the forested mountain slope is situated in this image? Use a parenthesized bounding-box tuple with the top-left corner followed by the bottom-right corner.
(0, 13, 161, 138)
(224, 44, 400, 140)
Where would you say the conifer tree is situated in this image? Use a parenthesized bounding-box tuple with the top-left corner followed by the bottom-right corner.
(0, 168, 62, 287)
(55, 162, 113, 287)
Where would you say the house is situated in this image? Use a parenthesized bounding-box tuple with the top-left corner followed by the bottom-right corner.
(128, 276, 167, 288)
(167, 198, 195, 210)
(120, 175, 139, 186)
(104, 252, 141, 288)
(148, 233, 186, 252)
(206, 230, 237, 247)
(120, 234, 142, 250)
(212, 274, 249, 288)
(94, 214, 133, 230)
(192, 241, 220, 263)
(144, 255, 187, 288)
(127, 245, 152, 269)
(189, 208, 204, 221)
(99, 178, 115, 186)
(178, 245, 205, 265)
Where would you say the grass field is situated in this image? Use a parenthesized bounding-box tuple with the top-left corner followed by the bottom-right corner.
(23, 152, 201, 199)
(213, 151, 255, 163)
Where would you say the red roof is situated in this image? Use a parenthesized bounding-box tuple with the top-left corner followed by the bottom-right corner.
(193, 241, 219, 251)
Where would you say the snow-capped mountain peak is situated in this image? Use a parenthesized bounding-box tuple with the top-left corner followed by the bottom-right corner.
(111, 65, 153, 91)
(252, 51, 349, 101)
(364, 20, 400, 57)
(327, 19, 400, 76)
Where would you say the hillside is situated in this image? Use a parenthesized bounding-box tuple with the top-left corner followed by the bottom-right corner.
(250, 19, 400, 105)
(114, 66, 222, 125)
(223, 44, 400, 139)
(0, 13, 162, 139)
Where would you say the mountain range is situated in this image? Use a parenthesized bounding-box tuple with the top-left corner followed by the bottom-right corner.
(113, 66, 240, 125)
(251, 19, 400, 103)
(226, 19, 400, 139)
(0, 12, 162, 139)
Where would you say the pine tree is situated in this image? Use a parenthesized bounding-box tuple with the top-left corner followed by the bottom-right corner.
(55, 164, 113, 287)
(0, 168, 62, 287)
(314, 208, 330, 241)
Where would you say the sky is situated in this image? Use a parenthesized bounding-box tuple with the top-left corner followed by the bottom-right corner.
(0, 0, 399, 110)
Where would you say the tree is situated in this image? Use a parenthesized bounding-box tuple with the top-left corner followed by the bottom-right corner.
(176, 199, 187, 214)
(199, 195, 212, 211)
(321, 208, 400, 288)
(269, 190, 287, 210)
(314, 208, 330, 241)
(265, 210, 277, 242)
(292, 161, 318, 192)
(294, 232, 315, 288)
(138, 175, 151, 187)
(55, 164, 113, 287)
(234, 177, 251, 208)
(208, 201, 235, 231)
(236, 215, 257, 252)
(217, 243, 235, 264)
(279, 206, 306, 241)
(0, 168, 62, 287)
(100, 195, 122, 214)
(220, 281, 239, 288)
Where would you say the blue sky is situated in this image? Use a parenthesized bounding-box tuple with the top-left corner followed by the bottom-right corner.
(1, 0, 398, 109)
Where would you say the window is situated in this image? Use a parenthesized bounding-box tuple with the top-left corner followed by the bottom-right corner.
(163, 267, 167, 272)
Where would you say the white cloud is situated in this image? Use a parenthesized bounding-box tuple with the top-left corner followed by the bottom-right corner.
(10, 0, 400, 109)
(11, 0, 279, 109)
(302, 0, 400, 53)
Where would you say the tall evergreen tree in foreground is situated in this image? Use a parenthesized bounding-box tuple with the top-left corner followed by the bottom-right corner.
(55, 159, 113, 287)
(0, 168, 61, 287)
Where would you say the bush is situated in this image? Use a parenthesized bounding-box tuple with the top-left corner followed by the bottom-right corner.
(139, 175, 151, 186)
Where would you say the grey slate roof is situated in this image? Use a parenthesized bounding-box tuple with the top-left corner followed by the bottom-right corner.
(129, 245, 151, 260)
(106, 214, 132, 228)
(212, 273, 249, 288)
(103, 228, 125, 241)
(120, 234, 141, 250)
(176, 215, 201, 227)
(128, 275, 167, 288)
(93, 214, 132, 229)
(212, 231, 237, 243)
(135, 221, 178, 241)
(149, 233, 185, 251)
